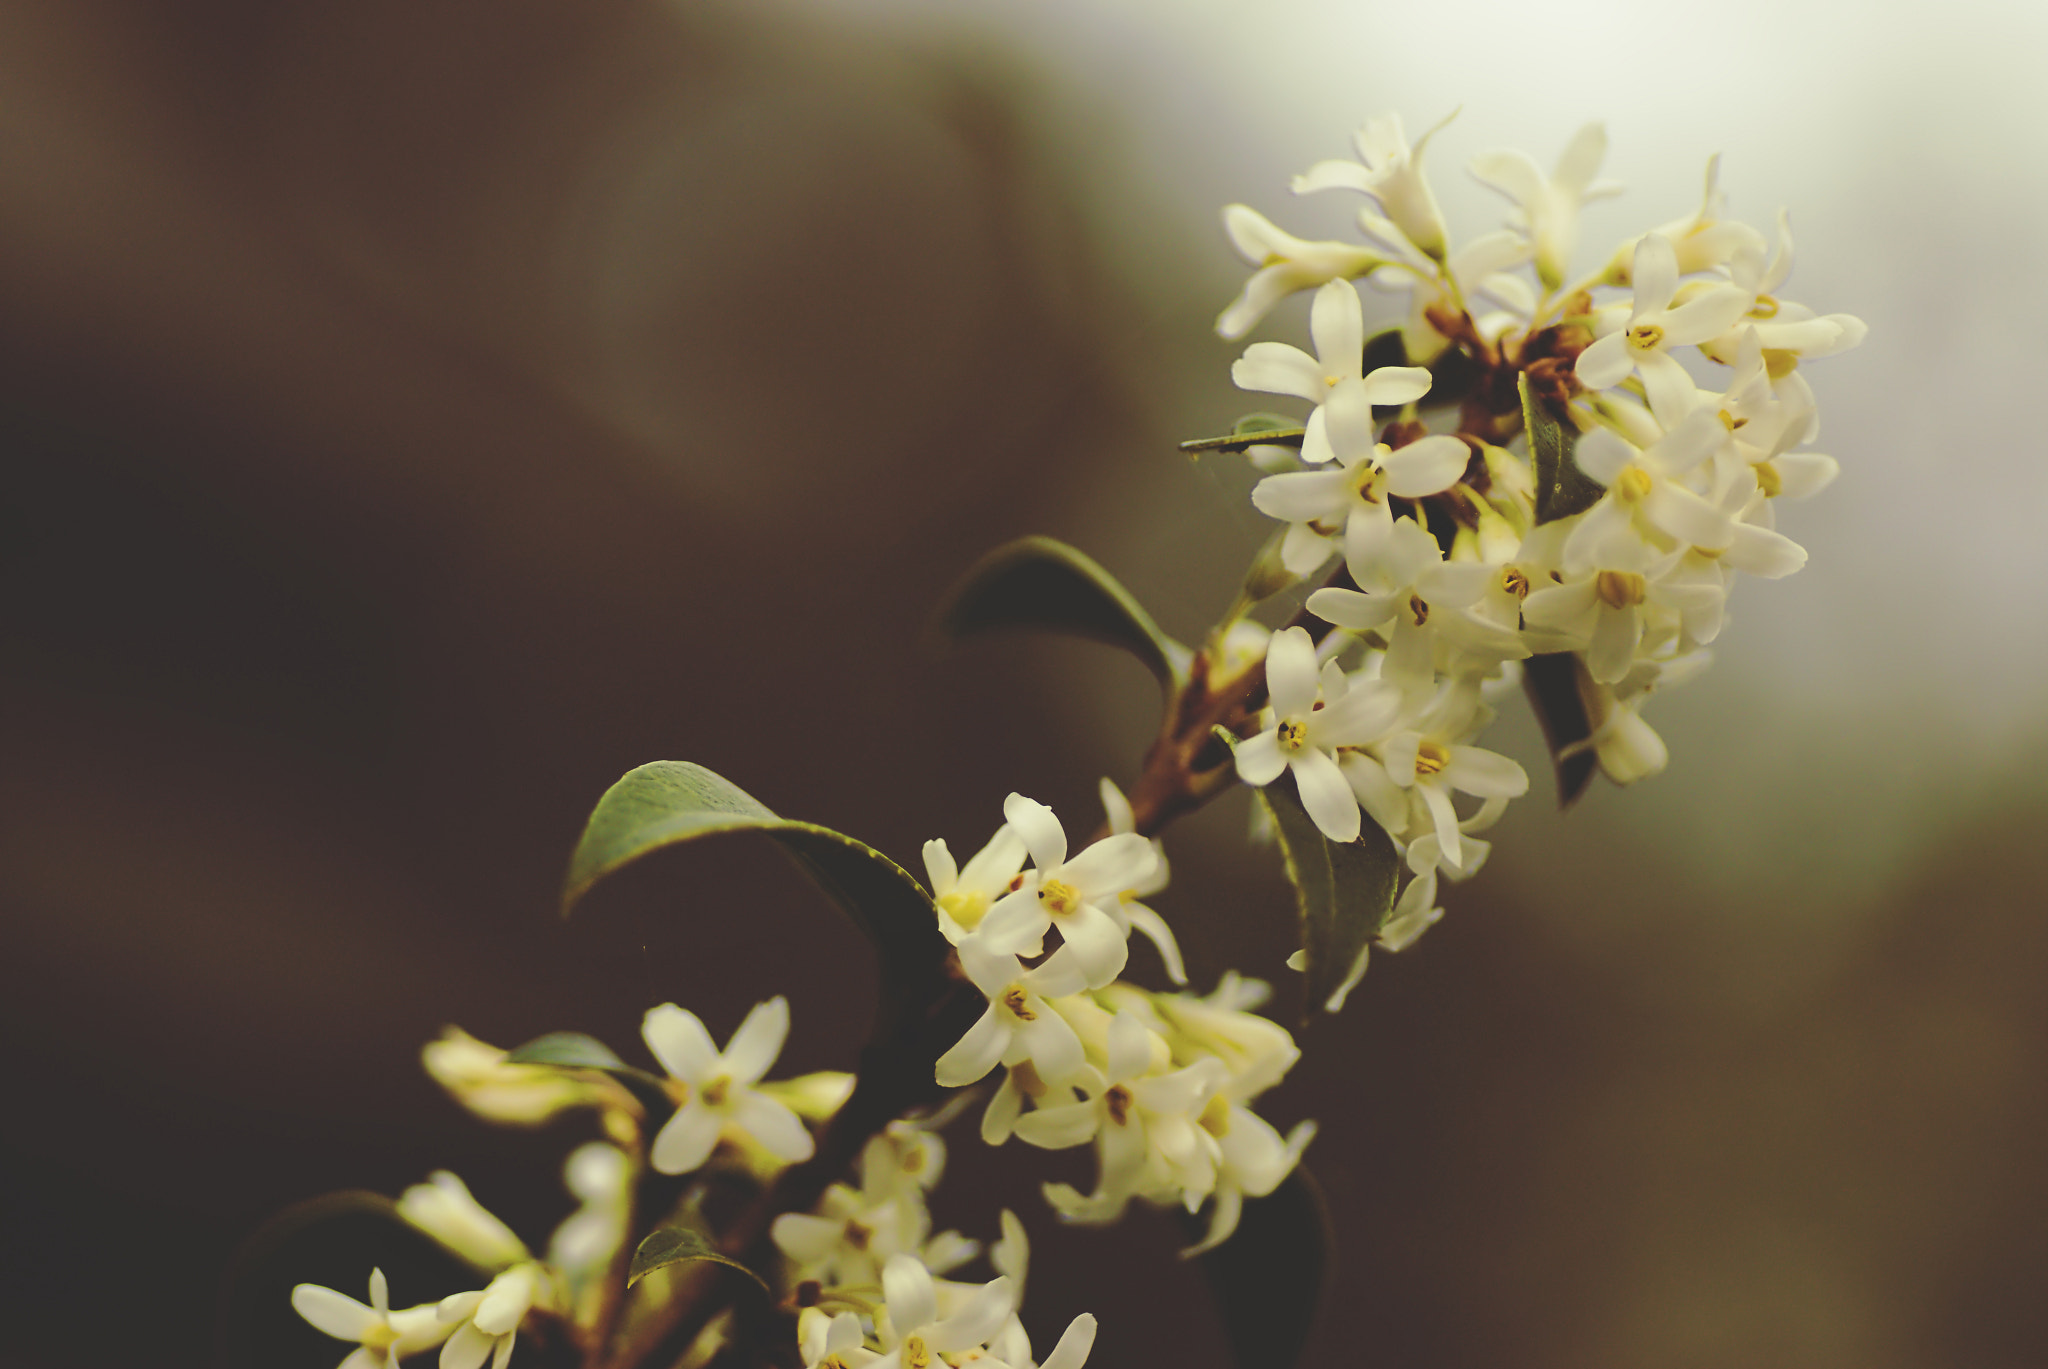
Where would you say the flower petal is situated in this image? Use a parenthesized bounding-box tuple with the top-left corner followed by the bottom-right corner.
(1231, 341, 1324, 403)
(730, 1092, 815, 1163)
(935, 1008, 1010, 1088)
(1380, 434, 1469, 497)
(1263, 627, 1320, 717)
(642, 1004, 718, 1085)
(1292, 749, 1362, 843)
(650, 1102, 723, 1176)
(292, 1286, 378, 1342)
(720, 997, 789, 1086)
(1001, 793, 1067, 872)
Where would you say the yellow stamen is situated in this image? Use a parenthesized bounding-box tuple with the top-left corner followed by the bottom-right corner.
(905, 1335, 932, 1369)
(1000, 985, 1036, 1022)
(1277, 719, 1309, 754)
(1500, 566, 1530, 600)
(1199, 1094, 1232, 1138)
(1414, 741, 1450, 778)
(1626, 322, 1665, 351)
(1037, 878, 1079, 916)
(1350, 463, 1383, 505)
(1749, 293, 1780, 320)
(1595, 570, 1647, 608)
(1718, 408, 1747, 432)
(1755, 461, 1783, 498)
(1616, 466, 1654, 502)
(1406, 594, 1429, 627)
(1764, 348, 1799, 379)
(938, 887, 990, 930)
(702, 1075, 731, 1107)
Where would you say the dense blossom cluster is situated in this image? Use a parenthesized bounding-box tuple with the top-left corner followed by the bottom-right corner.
(1218, 113, 1862, 976)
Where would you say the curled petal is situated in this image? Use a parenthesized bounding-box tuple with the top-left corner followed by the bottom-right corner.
(1263, 627, 1321, 717)
(1002, 793, 1068, 873)
(935, 1008, 1011, 1089)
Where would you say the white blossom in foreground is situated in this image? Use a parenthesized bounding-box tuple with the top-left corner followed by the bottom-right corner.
(437, 1263, 558, 1369)
(975, 794, 1157, 989)
(1468, 120, 1621, 291)
(923, 823, 1029, 946)
(1575, 233, 1751, 421)
(642, 996, 815, 1174)
(872, 1256, 1015, 1369)
(1234, 626, 1402, 843)
(398, 1172, 530, 1271)
(292, 1269, 454, 1369)
(936, 936, 1089, 1089)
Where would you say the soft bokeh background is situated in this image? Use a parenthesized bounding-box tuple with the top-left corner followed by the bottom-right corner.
(4, 2, 2046, 1366)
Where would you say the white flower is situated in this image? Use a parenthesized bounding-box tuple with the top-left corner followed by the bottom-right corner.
(291, 1269, 453, 1369)
(975, 794, 1157, 989)
(1151, 973, 1300, 1103)
(980, 1312, 1098, 1369)
(437, 1263, 553, 1369)
(642, 997, 815, 1175)
(1098, 778, 1187, 986)
(1214, 205, 1385, 340)
(1182, 1106, 1316, 1256)
(872, 1256, 1015, 1369)
(799, 1308, 877, 1369)
(1340, 683, 1527, 874)
(1376, 869, 1444, 953)
(935, 936, 1089, 1089)
(1563, 410, 1736, 568)
(1468, 120, 1623, 291)
(548, 1143, 629, 1287)
(1294, 111, 1455, 261)
(1574, 232, 1753, 420)
(1232, 279, 1435, 470)
(1250, 429, 1470, 579)
(923, 823, 1029, 946)
(1521, 541, 1721, 683)
(397, 1172, 529, 1271)
(1233, 627, 1403, 844)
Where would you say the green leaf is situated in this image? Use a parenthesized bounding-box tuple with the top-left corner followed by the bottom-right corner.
(1520, 372, 1602, 524)
(1522, 651, 1598, 808)
(931, 536, 1192, 692)
(627, 1225, 770, 1294)
(1192, 1166, 1334, 1369)
(1258, 781, 1400, 1018)
(561, 762, 951, 1042)
(505, 1031, 628, 1070)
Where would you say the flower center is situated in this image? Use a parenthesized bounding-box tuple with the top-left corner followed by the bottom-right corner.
(363, 1324, 400, 1352)
(1105, 1084, 1134, 1126)
(1406, 593, 1429, 627)
(1595, 570, 1648, 608)
(1717, 408, 1746, 431)
(1754, 460, 1783, 498)
(1349, 462, 1384, 505)
(1615, 466, 1654, 502)
(1199, 1094, 1232, 1138)
(1414, 740, 1450, 778)
(1037, 878, 1079, 916)
(1500, 566, 1530, 600)
(904, 1334, 932, 1369)
(1276, 718, 1310, 754)
(1000, 984, 1037, 1022)
(843, 1219, 873, 1251)
(938, 887, 990, 929)
(702, 1074, 731, 1107)
(1626, 322, 1665, 351)
(1749, 293, 1780, 320)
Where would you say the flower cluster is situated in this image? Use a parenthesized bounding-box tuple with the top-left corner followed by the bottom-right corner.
(925, 789, 1313, 1251)
(1219, 113, 1863, 968)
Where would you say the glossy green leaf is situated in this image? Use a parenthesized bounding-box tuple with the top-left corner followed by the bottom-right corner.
(1522, 651, 1598, 808)
(1192, 1166, 1334, 1369)
(562, 761, 951, 1043)
(1520, 372, 1601, 524)
(932, 536, 1191, 691)
(1258, 781, 1400, 1017)
(627, 1225, 770, 1294)
(505, 1031, 675, 1116)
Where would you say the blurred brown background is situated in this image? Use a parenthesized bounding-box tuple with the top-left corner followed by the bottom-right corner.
(4, 2, 2046, 1367)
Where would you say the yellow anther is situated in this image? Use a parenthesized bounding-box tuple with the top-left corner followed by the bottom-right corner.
(1037, 878, 1079, 916)
(1000, 984, 1036, 1022)
(1325, 375, 1342, 388)
(1616, 466, 1654, 502)
(844, 1220, 873, 1251)
(1414, 741, 1450, 778)
(1595, 570, 1648, 608)
(1349, 464, 1383, 504)
(702, 1075, 731, 1107)
(1406, 594, 1430, 627)
(1717, 408, 1747, 432)
(1764, 348, 1799, 379)
(1500, 566, 1531, 600)
(1105, 1084, 1134, 1126)
(1755, 461, 1783, 498)
(905, 1335, 932, 1369)
(1626, 322, 1665, 351)
(939, 887, 990, 930)
(1199, 1094, 1233, 1138)
(1749, 293, 1780, 319)
(1276, 718, 1310, 754)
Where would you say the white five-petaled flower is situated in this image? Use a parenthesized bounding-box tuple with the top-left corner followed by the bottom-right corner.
(1563, 408, 1736, 569)
(1340, 683, 1528, 875)
(923, 823, 1029, 946)
(1232, 279, 1435, 470)
(1293, 110, 1455, 261)
(292, 1269, 453, 1369)
(936, 935, 1089, 1089)
(799, 1308, 876, 1369)
(642, 997, 814, 1175)
(1234, 627, 1404, 844)
(1468, 121, 1623, 291)
(1575, 233, 1753, 421)
(975, 794, 1157, 989)
(1521, 538, 1721, 684)
(437, 1264, 552, 1369)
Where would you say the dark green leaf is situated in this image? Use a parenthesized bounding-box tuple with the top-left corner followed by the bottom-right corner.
(1192, 1166, 1334, 1369)
(216, 1192, 483, 1369)
(562, 762, 951, 1043)
(1520, 372, 1602, 524)
(505, 1031, 628, 1070)
(1258, 780, 1400, 1018)
(627, 1225, 770, 1294)
(1522, 651, 1598, 808)
(932, 537, 1191, 692)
